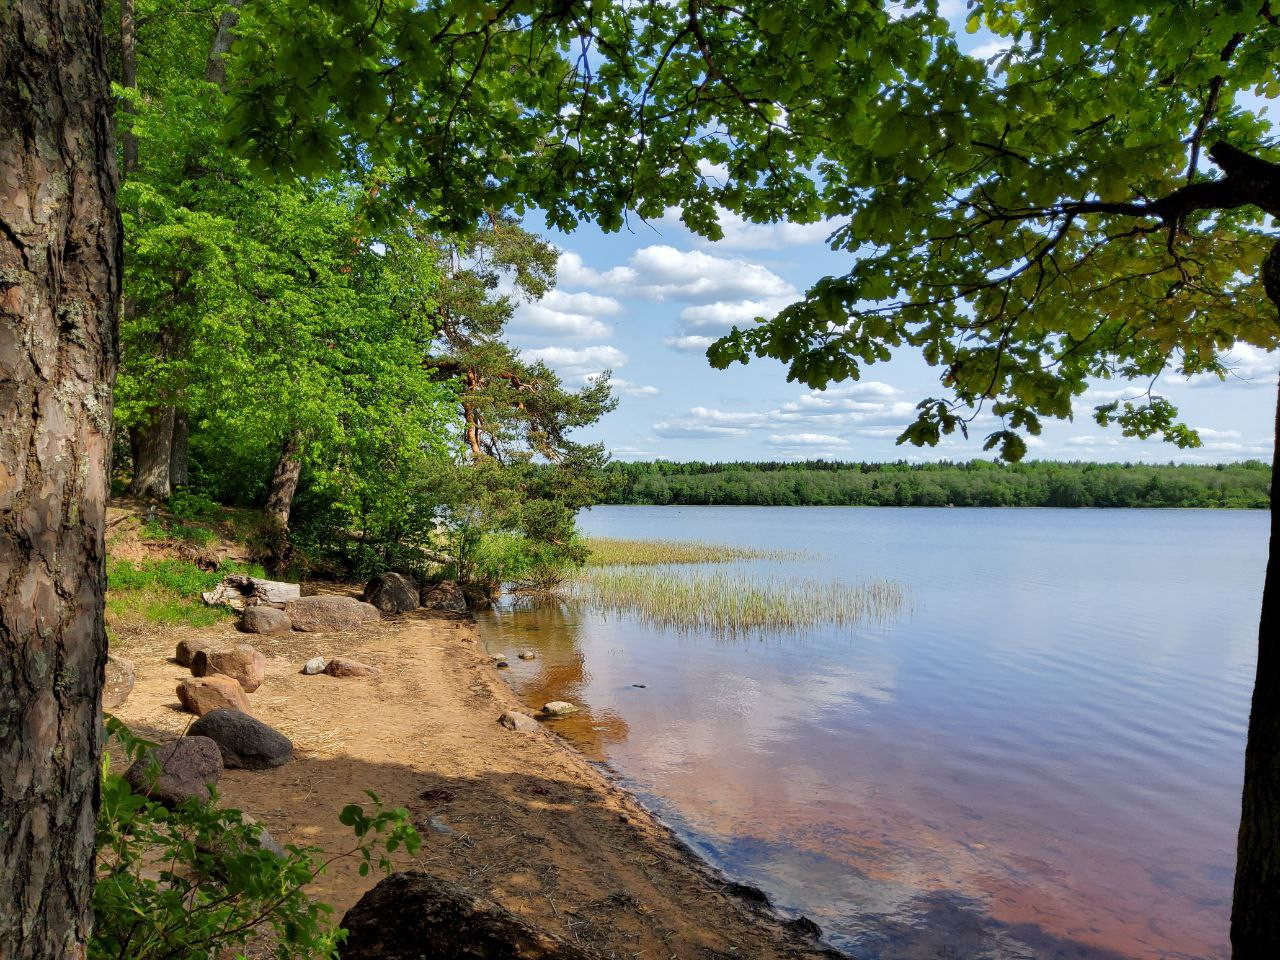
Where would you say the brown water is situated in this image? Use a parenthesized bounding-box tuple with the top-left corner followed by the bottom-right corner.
(477, 507, 1264, 960)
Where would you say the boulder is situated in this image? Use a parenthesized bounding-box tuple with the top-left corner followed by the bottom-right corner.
(189, 708, 293, 770)
(175, 637, 216, 668)
(177, 675, 251, 716)
(285, 595, 381, 632)
(241, 605, 292, 635)
(338, 871, 602, 960)
(125, 736, 223, 806)
(202, 574, 301, 611)
(420, 580, 467, 613)
(102, 655, 135, 710)
(541, 701, 579, 717)
(301, 656, 327, 675)
(497, 711, 541, 733)
(192, 645, 267, 693)
(325, 657, 381, 678)
(362, 572, 420, 614)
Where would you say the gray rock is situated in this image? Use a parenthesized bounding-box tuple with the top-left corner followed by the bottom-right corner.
(301, 656, 327, 675)
(497, 711, 541, 733)
(103, 655, 135, 710)
(420, 580, 467, 613)
(189, 708, 293, 770)
(286, 595, 381, 632)
(541, 701, 579, 717)
(338, 871, 602, 960)
(125, 736, 223, 806)
(517, 651, 536, 661)
(362, 572, 420, 614)
(241, 605, 292, 634)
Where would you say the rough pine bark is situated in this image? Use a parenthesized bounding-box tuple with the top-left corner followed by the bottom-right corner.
(265, 430, 303, 529)
(170, 409, 189, 487)
(0, 0, 121, 956)
(128, 405, 174, 499)
(1231, 241, 1280, 958)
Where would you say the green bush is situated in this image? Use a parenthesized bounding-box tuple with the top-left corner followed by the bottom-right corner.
(105, 558, 268, 627)
(94, 720, 420, 960)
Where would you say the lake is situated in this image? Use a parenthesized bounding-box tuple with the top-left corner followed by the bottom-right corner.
(476, 506, 1267, 960)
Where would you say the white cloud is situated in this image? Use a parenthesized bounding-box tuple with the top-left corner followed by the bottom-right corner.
(559, 245, 793, 304)
(524, 345, 628, 377)
(658, 206, 836, 252)
(1184, 343, 1279, 389)
(652, 421, 750, 439)
(767, 433, 849, 447)
(512, 290, 621, 339)
(680, 295, 796, 332)
(584, 374, 659, 397)
(664, 335, 715, 353)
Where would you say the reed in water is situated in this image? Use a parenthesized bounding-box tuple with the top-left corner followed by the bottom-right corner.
(584, 537, 792, 566)
(574, 568, 906, 634)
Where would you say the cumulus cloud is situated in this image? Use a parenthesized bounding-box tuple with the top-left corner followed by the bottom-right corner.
(664, 334, 716, 353)
(524, 345, 628, 378)
(1184, 343, 1280, 388)
(679, 296, 796, 332)
(659, 206, 837, 252)
(767, 433, 849, 447)
(582, 373, 659, 397)
(558, 246, 793, 303)
(512, 290, 621, 339)
(653, 421, 750, 439)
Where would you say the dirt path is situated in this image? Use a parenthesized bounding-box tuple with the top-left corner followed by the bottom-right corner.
(110, 601, 834, 959)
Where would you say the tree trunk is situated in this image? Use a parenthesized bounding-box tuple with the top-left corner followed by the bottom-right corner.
(170, 409, 189, 488)
(1230, 245, 1280, 958)
(128, 406, 174, 499)
(0, 1, 120, 956)
(266, 430, 303, 529)
(203, 0, 245, 88)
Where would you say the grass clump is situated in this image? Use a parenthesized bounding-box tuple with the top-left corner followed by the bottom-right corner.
(575, 568, 906, 635)
(106, 557, 265, 628)
(585, 537, 791, 567)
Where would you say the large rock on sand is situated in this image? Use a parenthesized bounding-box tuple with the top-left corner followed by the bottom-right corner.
(498, 711, 541, 733)
(125, 737, 223, 805)
(362, 572, 420, 614)
(324, 657, 381, 678)
(189, 708, 293, 770)
(103, 655, 135, 710)
(178, 675, 251, 716)
(175, 637, 216, 668)
(241, 605, 292, 634)
(192, 645, 267, 693)
(339, 871, 602, 960)
(285, 595, 381, 632)
(420, 580, 467, 613)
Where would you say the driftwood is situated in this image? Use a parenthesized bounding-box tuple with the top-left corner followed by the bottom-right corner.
(201, 574, 300, 611)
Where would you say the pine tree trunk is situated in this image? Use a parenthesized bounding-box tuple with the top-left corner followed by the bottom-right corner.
(0, 0, 120, 956)
(129, 406, 175, 499)
(170, 409, 189, 488)
(266, 430, 303, 529)
(1230, 245, 1280, 958)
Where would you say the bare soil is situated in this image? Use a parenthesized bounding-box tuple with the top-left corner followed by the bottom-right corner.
(108, 590, 834, 959)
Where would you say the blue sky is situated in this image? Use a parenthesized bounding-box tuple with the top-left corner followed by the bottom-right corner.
(504, 8, 1277, 466)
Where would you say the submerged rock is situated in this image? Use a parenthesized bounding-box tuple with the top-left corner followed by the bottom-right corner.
(541, 701, 579, 717)
(517, 650, 536, 661)
(339, 871, 602, 960)
(363, 572, 420, 614)
(125, 736, 223, 806)
(189, 708, 293, 770)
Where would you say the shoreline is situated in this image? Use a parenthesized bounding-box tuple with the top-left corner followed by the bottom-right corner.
(109, 600, 839, 958)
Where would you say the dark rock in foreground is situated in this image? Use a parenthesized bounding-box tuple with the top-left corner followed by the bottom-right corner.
(339, 871, 603, 960)
(363, 571, 420, 614)
(125, 736, 222, 805)
(189, 708, 293, 770)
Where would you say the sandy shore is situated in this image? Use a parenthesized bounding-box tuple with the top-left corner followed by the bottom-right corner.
(109, 598, 836, 959)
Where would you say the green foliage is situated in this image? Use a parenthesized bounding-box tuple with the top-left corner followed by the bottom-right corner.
(95, 720, 420, 960)
(105, 557, 266, 628)
(585, 538, 788, 566)
(603, 460, 1272, 509)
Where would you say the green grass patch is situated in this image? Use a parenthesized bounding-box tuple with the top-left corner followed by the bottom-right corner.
(106, 558, 266, 628)
(574, 568, 906, 634)
(584, 536, 791, 566)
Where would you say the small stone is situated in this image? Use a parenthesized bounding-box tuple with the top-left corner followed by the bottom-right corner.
(241, 605, 292, 634)
(489, 653, 507, 662)
(301, 657, 327, 675)
(517, 651, 536, 661)
(177, 675, 251, 716)
(175, 637, 216, 667)
(125, 736, 223, 806)
(497, 711, 541, 733)
(189, 708, 293, 770)
(631, 683, 647, 689)
(541, 701, 579, 717)
(192, 645, 267, 693)
(103, 655, 136, 710)
(325, 657, 381, 678)
(494, 660, 509, 669)
(363, 572, 420, 614)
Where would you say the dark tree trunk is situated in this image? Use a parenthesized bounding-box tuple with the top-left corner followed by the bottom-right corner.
(128, 406, 174, 499)
(1231, 244, 1280, 958)
(120, 0, 137, 174)
(203, 0, 244, 88)
(0, 1, 120, 957)
(170, 409, 189, 487)
(266, 430, 303, 529)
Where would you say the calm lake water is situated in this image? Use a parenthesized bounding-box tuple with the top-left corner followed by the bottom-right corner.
(476, 507, 1267, 960)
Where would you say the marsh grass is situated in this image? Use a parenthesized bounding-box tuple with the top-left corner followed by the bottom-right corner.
(574, 568, 906, 634)
(106, 557, 265, 628)
(584, 537, 794, 566)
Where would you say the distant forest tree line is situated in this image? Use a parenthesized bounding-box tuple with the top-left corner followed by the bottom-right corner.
(601, 460, 1271, 509)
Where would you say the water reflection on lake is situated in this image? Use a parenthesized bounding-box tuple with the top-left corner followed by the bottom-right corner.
(476, 506, 1266, 960)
